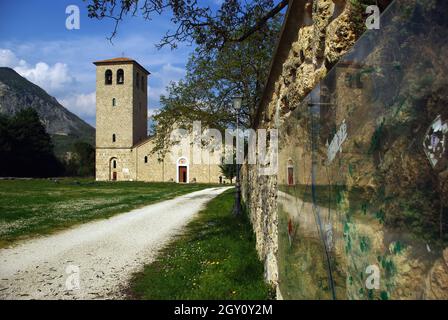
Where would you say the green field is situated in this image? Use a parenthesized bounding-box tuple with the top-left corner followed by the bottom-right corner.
(129, 189, 273, 300)
(0, 178, 215, 247)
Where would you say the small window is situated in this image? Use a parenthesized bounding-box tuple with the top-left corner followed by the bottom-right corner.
(136, 72, 140, 89)
(105, 69, 112, 85)
(141, 75, 145, 91)
(117, 69, 124, 84)
(112, 134, 116, 142)
(112, 98, 116, 107)
(113, 160, 117, 169)
(144, 156, 148, 163)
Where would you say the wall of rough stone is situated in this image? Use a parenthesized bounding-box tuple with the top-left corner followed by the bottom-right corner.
(241, 0, 390, 291)
(244, 0, 448, 300)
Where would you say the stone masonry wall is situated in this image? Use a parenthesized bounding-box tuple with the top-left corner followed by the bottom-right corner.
(241, 0, 391, 290)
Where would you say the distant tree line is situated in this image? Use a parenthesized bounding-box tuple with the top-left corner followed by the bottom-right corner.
(0, 108, 94, 177)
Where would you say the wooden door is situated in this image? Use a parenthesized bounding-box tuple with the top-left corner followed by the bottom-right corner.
(179, 166, 187, 183)
(112, 171, 117, 181)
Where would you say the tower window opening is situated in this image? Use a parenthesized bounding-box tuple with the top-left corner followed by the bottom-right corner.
(105, 69, 112, 85)
(144, 156, 148, 163)
(112, 98, 116, 107)
(141, 76, 145, 91)
(117, 69, 124, 84)
(112, 134, 116, 142)
(136, 72, 140, 89)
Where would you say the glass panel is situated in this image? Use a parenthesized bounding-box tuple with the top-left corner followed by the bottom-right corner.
(277, 0, 448, 300)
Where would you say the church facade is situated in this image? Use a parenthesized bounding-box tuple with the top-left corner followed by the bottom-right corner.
(94, 57, 224, 183)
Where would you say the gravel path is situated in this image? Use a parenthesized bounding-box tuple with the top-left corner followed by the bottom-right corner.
(0, 187, 231, 300)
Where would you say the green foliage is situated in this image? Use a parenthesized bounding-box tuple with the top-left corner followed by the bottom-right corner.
(130, 189, 272, 299)
(151, 10, 283, 154)
(368, 120, 385, 155)
(219, 158, 237, 183)
(0, 108, 63, 177)
(391, 241, 405, 255)
(359, 236, 371, 253)
(380, 291, 389, 300)
(86, 0, 288, 51)
(375, 210, 385, 224)
(64, 142, 95, 177)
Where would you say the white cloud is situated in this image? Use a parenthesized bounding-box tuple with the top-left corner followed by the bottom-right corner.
(0, 48, 75, 94)
(161, 63, 185, 76)
(148, 63, 186, 103)
(0, 49, 26, 67)
(0, 46, 188, 126)
(15, 62, 75, 93)
(60, 92, 96, 118)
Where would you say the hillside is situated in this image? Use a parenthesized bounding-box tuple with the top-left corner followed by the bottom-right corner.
(0, 67, 95, 156)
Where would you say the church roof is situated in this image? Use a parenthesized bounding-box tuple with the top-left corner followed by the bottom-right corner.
(93, 57, 150, 75)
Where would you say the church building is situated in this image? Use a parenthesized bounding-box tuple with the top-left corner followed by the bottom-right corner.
(94, 57, 224, 183)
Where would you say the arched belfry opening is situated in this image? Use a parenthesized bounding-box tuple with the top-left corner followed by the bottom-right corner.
(117, 69, 124, 84)
(105, 69, 112, 85)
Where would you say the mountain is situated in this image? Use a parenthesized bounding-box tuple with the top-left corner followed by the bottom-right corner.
(0, 67, 95, 156)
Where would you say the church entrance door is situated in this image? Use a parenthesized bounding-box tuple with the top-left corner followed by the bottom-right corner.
(179, 166, 187, 183)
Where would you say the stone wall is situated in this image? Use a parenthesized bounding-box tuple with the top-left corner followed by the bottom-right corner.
(96, 136, 226, 183)
(244, 0, 448, 300)
(241, 0, 391, 291)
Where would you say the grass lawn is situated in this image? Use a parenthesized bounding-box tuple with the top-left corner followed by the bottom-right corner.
(129, 189, 273, 300)
(0, 178, 215, 247)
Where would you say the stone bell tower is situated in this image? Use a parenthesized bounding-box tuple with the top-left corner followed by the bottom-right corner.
(93, 57, 150, 149)
(93, 57, 150, 181)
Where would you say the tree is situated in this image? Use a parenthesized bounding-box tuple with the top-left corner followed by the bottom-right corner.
(64, 142, 96, 177)
(86, 0, 288, 50)
(151, 9, 282, 155)
(219, 161, 237, 184)
(0, 108, 63, 177)
(86, 0, 284, 156)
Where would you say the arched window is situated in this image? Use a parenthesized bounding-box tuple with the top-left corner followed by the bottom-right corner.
(113, 160, 117, 169)
(144, 156, 148, 163)
(136, 72, 140, 89)
(112, 134, 116, 142)
(105, 69, 112, 85)
(112, 98, 116, 107)
(141, 75, 145, 91)
(117, 69, 124, 84)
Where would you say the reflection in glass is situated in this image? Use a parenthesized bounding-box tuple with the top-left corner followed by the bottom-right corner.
(277, 0, 448, 300)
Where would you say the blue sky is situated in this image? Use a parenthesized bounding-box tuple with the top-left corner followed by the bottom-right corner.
(0, 0, 221, 126)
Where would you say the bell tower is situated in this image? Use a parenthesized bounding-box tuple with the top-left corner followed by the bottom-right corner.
(94, 57, 150, 149)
